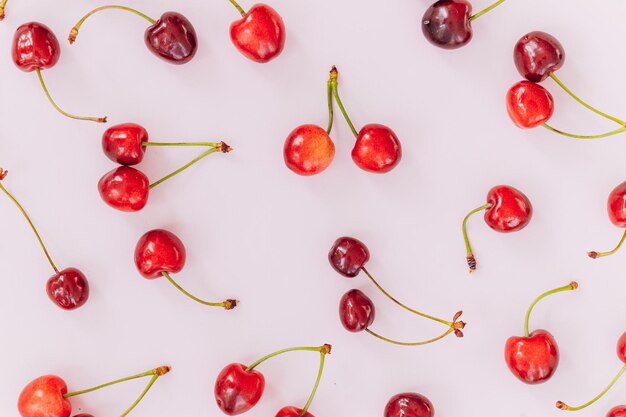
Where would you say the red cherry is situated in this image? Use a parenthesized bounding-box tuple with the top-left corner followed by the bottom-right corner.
(98, 166, 150, 212)
(484, 185, 533, 232)
(352, 124, 402, 173)
(617, 332, 626, 363)
(328, 236, 370, 278)
(422, 0, 472, 50)
(46, 268, 89, 310)
(384, 392, 434, 417)
(134, 229, 186, 279)
(12, 22, 60, 71)
(18, 375, 71, 417)
(514, 31, 565, 83)
(608, 406, 626, 417)
(284, 124, 335, 176)
(505, 330, 559, 384)
(144, 12, 198, 64)
(275, 406, 313, 417)
(230, 4, 285, 63)
(102, 123, 149, 166)
(214, 363, 265, 416)
(506, 80, 554, 129)
(608, 182, 626, 227)
(339, 289, 375, 332)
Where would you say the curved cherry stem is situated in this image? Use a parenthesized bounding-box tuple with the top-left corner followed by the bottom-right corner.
(462, 203, 493, 273)
(69, 5, 156, 43)
(549, 73, 626, 127)
(542, 124, 626, 140)
(469, 0, 507, 21)
(329, 66, 359, 138)
(365, 327, 456, 346)
(227, 0, 246, 17)
(0, 0, 8, 20)
(149, 142, 231, 189)
(143, 141, 220, 148)
(523, 282, 578, 337)
(0, 171, 59, 274)
(556, 365, 626, 411)
(326, 77, 334, 134)
(300, 350, 328, 416)
(64, 366, 170, 398)
(246, 344, 331, 372)
(36, 69, 107, 123)
(588, 229, 626, 259)
(161, 272, 238, 310)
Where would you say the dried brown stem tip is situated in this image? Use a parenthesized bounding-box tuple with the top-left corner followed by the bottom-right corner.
(0, 168, 8, 180)
(452, 311, 466, 337)
(155, 366, 171, 376)
(569, 281, 579, 290)
(0, 10, 5, 21)
(218, 142, 233, 153)
(68, 28, 79, 44)
(329, 65, 338, 80)
(466, 255, 476, 273)
(556, 401, 568, 410)
(321, 344, 332, 354)
(223, 299, 239, 310)
(587, 251, 599, 259)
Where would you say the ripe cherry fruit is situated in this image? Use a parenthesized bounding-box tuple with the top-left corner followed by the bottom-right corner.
(69, 6, 197, 64)
(462, 185, 532, 272)
(514, 31, 565, 83)
(284, 124, 335, 176)
(385, 392, 434, 417)
(12, 22, 106, 123)
(608, 406, 626, 417)
(506, 81, 554, 129)
(588, 181, 626, 260)
(227, 0, 285, 63)
(504, 282, 578, 384)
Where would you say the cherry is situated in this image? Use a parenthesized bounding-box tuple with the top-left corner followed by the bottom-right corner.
(102, 123, 149, 166)
(384, 392, 434, 417)
(275, 407, 313, 417)
(504, 282, 577, 384)
(98, 166, 150, 212)
(506, 81, 554, 129)
(514, 31, 565, 83)
(12, 22, 106, 123)
(284, 124, 335, 176)
(339, 289, 375, 332)
(328, 236, 369, 278)
(462, 185, 532, 272)
(70, 6, 197, 65)
(422, 0, 472, 49)
(588, 181, 626, 259)
(228, 1, 285, 63)
(608, 406, 626, 417)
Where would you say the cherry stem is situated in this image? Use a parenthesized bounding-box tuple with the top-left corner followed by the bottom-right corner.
(69, 5, 156, 44)
(36, 69, 107, 123)
(329, 66, 359, 138)
(523, 282, 578, 337)
(64, 366, 170, 398)
(161, 272, 238, 310)
(542, 124, 626, 140)
(119, 374, 158, 417)
(588, 229, 626, 259)
(227, 0, 246, 17)
(549, 73, 626, 127)
(556, 364, 626, 411)
(246, 344, 332, 372)
(0, 172, 59, 274)
(326, 77, 334, 134)
(365, 326, 456, 346)
(469, 0, 506, 22)
(300, 351, 328, 416)
(149, 142, 231, 189)
(143, 141, 220, 148)
(0, 0, 8, 20)
(462, 203, 493, 273)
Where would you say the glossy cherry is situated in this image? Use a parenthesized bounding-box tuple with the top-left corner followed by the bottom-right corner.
(608, 406, 626, 417)
(339, 289, 375, 332)
(135, 229, 186, 279)
(18, 375, 71, 417)
(214, 363, 265, 415)
(284, 124, 335, 176)
(229, 2, 285, 63)
(384, 392, 434, 417)
(514, 31, 565, 83)
(422, 0, 472, 49)
(275, 406, 313, 417)
(98, 166, 150, 212)
(102, 123, 149, 165)
(328, 236, 370, 278)
(506, 81, 554, 129)
(352, 124, 402, 173)
(589, 181, 626, 259)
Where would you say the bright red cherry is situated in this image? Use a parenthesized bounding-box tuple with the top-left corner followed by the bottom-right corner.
(588, 182, 626, 259)
(98, 166, 149, 212)
(328, 236, 369, 278)
(618, 332, 626, 362)
(134, 229, 186, 279)
(275, 406, 313, 417)
(384, 392, 434, 417)
(514, 31, 565, 83)
(422, 0, 472, 49)
(284, 124, 335, 176)
(46, 268, 90, 310)
(18, 375, 71, 417)
(229, 3, 285, 63)
(505, 329, 559, 384)
(352, 124, 402, 173)
(102, 123, 148, 165)
(339, 289, 375, 332)
(12, 22, 60, 71)
(215, 363, 265, 416)
(608, 406, 626, 417)
(506, 80, 554, 129)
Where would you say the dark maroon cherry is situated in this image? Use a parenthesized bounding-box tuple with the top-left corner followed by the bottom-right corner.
(328, 237, 370, 278)
(46, 268, 90, 310)
(144, 12, 198, 64)
(339, 289, 375, 332)
(514, 31, 565, 83)
(422, 0, 472, 50)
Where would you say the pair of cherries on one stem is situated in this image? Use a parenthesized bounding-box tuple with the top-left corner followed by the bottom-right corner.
(329, 237, 466, 346)
(214, 344, 331, 416)
(507, 31, 626, 139)
(588, 181, 626, 260)
(0, 168, 89, 310)
(421, 0, 507, 49)
(18, 365, 170, 417)
(284, 66, 402, 176)
(462, 185, 532, 272)
(98, 123, 232, 212)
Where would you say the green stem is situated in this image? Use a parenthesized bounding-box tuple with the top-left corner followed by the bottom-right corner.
(0, 0, 8, 20)
(64, 367, 168, 398)
(69, 5, 156, 43)
(549, 73, 626, 126)
(227, 0, 246, 17)
(119, 375, 158, 417)
(556, 365, 626, 411)
(588, 229, 626, 259)
(365, 327, 455, 346)
(300, 351, 327, 416)
(329, 66, 359, 138)
(523, 282, 578, 337)
(542, 124, 626, 139)
(162, 272, 237, 310)
(36, 69, 107, 123)
(0, 178, 59, 273)
(246, 345, 330, 372)
(149, 146, 223, 189)
(462, 203, 492, 273)
(143, 141, 220, 147)
(326, 78, 334, 134)
(469, 0, 506, 21)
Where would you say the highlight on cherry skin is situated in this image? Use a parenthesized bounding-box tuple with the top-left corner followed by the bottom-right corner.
(555, 332, 626, 411)
(462, 185, 533, 273)
(504, 282, 578, 384)
(12, 22, 107, 123)
(384, 392, 434, 417)
(227, 0, 286, 63)
(69, 5, 198, 64)
(588, 181, 626, 260)
(329, 236, 466, 346)
(17, 366, 171, 417)
(134, 229, 238, 310)
(0, 168, 90, 310)
(214, 344, 332, 416)
(421, 0, 507, 50)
